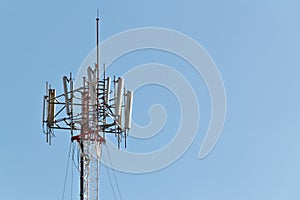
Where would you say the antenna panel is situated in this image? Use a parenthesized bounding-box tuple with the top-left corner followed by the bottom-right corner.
(47, 89, 56, 126)
(87, 66, 96, 106)
(105, 77, 111, 104)
(115, 77, 124, 117)
(63, 76, 70, 115)
(125, 90, 133, 129)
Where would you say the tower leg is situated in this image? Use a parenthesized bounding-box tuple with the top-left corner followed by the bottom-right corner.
(80, 142, 84, 200)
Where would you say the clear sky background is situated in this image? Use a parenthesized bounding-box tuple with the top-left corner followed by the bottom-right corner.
(1, 0, 300, 200)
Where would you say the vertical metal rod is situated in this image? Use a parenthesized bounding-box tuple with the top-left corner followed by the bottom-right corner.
(70, 73, 74, 136)
(125, 130, 127, 148)
(81, 78, 87, 200)
(103, 63, 106, 82)
(80, 142, 84, 200)
(96, 12, 101, 200)
(96, 10, 100, 83)
(96, 11, 100, 127)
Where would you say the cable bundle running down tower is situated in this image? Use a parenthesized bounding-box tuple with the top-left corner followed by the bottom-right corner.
(42, 15, 133, 200)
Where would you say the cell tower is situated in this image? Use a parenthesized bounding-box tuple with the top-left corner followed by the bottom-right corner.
(42, 14, 133, 200)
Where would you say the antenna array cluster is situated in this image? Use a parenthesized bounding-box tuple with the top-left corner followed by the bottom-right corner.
(42, 69, 133, 147)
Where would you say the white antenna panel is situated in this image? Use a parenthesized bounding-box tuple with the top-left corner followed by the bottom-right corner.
(125, 90, 133, 129)
(115, 77, 124, 116)
(63, 76, 70, 115)
(105, 77, 111, 104)
(87, 66, 96, 106)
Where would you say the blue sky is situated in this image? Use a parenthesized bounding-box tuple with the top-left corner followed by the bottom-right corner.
(1, 0, 300, 199)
